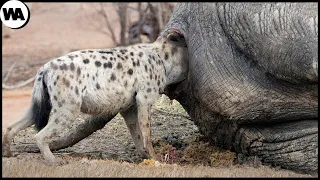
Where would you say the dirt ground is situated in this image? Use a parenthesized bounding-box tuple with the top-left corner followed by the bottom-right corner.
(1, 3, 315, 178)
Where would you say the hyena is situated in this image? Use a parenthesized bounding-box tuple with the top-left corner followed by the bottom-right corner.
(2, 30, 188, 165)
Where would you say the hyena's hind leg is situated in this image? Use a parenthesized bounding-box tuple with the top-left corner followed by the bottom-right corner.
(34, 105, 80, 165)
(2, 105, 35, 157)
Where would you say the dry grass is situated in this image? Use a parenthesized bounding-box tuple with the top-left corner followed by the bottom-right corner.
(2, 155, 313, 178)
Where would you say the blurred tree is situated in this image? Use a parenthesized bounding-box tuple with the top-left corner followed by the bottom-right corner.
(93, 3, 174, 46)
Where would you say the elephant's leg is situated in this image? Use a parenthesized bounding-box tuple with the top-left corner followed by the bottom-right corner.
(234, 120, 318, 174)
(12, 114, 116, 153)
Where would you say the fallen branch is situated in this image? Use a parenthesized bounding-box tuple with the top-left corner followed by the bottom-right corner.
(2, 76, 36, 90)
(3, 61, 17, 83)
(152, 108, 191, 120)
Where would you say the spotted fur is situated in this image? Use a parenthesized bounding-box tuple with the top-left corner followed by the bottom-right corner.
(2, 31, 188, 164)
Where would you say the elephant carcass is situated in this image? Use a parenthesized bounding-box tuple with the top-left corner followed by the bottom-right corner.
(162, 3, 318, 174)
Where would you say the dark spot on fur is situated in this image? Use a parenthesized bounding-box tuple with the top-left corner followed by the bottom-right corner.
(83, 59, 89, 64)
(137, 135, 141, 139)
(70, 62, 75, 71)
(54, 81, 57, 85)
(127, 69, 133, 75)
(132, 61, 136, 66)
(61, 99, 66, 104)
(137, 60, 140, 66)
(37, 77, 41, 81)
(96, 83, 101, 89)
(110, 57, 113, 61)
(125, 55, 128, 59)
(95, 61, 102, 67)
(148, 59, 152, 64)
(68, 55, 74, 60)
(144, 95, 147, 99)
(139, 52, 143, 57)
(144, 65, 148, 72)
(120, 49, 127, 54)
(99, 51, 113, 54)
(165, 52, 169, 60)
(147, 82, 150, 86)
(147, 88, 151, 93)
(57, 59, 62, 62)
(93, 76, 95, 81)
(54, 95, 58, 101)
(53, 109, 57, 113)
(88, 50, 94, 53)
(102, 56, 107, 60)
(77, 67, 81, 76)
(49, 85, 52, 91)
(107, 62, 113, 68)
(157, 80, 160, 86)
(150, 73, 153, 80)
(79, 79, 82, 84)
(54, 118, 59, 124)
(63, 63, 68, 70)
(59, 64, 66, 70)
(117, 63, 122, 69)
(62, 78, 70, 87)
(130, 52, 134, 56)
(110, 73, 116, 81)
(75, 86, 79, 95)
(39, 71, 43, 75)
(87, 73, 89, 78)
(58, 102, 62, 107)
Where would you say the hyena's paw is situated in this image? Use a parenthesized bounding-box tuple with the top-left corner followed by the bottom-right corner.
(44, 157, 68, 166)
(2, 144, 13, 157)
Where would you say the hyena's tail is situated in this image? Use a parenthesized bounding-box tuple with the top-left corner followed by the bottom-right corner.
(31, 67, 52, 131)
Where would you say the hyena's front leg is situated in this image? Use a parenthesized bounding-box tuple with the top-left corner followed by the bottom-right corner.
(120, 104, 155, 159)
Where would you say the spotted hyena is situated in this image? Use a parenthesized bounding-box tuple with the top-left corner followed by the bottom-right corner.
(2, 30, 188, 164)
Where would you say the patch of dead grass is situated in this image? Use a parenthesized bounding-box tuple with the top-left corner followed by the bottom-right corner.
(2, 156, 313, 178)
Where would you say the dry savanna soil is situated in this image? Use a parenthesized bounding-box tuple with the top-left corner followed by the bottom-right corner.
(2, 3, 315, 178)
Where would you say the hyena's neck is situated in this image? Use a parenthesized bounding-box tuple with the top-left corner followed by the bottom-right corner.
(152, 42, 184, 86)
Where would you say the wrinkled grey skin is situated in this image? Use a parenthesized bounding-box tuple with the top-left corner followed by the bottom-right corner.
(13, 3, 317, 174)
(162, 3, 318, 174)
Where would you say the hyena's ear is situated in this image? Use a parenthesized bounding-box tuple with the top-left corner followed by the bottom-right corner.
(167, 31, 187, 47)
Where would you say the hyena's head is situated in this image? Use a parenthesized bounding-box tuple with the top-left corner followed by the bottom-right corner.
(155, 29, 189, 86)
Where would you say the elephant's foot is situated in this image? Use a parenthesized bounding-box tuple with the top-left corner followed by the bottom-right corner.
(234, 120, 318, 174)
